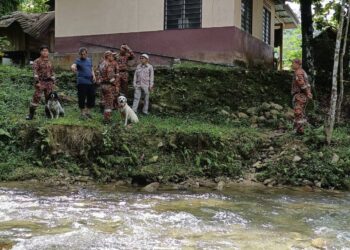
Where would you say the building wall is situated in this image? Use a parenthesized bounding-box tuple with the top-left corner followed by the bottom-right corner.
(55, 0, 164, 37)
(55, 26, 273, 69)
(55, 0, 275, 68)
(251, 0, 275, 46)
(56, 0, 275, 46)
(202, 0, 235, 28)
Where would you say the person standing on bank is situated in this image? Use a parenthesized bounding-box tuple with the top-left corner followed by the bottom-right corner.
(115, 44, 134, 96)
(132, 54, 154, 115)
(26, 45, 56, 120)
(99, 51, 120, 123)
(71, 47, 96, 119)
(291, 58, 313, 135)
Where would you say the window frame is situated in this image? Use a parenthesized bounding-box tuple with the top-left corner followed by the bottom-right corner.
(262, 6, 271, 45)
(164, 0, 202, 30)
(241, 0, 253, 34)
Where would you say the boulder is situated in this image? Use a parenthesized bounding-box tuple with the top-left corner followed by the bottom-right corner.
(247, 107, 258, 115)
(220, 110, 230, 116)
(270, 103, 283, 111)
(311, 238, 327, 249)
(270, 109, 280, 116)
(293, 155, 302, 162)
(261, 102, 271, 111)
(250, 115, 259, 124)
(264, 112, 272, 119)
(238, 112, 249, 119)
(149, 155, 159, 163)
(258, 116, 266, 122)
(216, 181, 225, 191)
(263, 178, 274, 185)
(284, 110, 294, 120)
(142, 182, 160, 192)
(198, 179, 216, 188)
(331, 153, 340, 164)
(253, 161, 263, 169)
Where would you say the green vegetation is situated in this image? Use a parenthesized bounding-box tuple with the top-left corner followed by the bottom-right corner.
(0, 64, 349, 190)
(282, 26, 302, 70)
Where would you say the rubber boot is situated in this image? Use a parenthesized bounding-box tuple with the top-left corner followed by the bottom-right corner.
(26, 106, 36, 120)
(103, 111, 112, 124)
(45, 106, 51, 119)
(99, 102, 105, 114)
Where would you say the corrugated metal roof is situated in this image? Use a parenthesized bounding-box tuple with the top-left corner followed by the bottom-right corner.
(0, 11, 54, 38)
(275, 4, 299, 28)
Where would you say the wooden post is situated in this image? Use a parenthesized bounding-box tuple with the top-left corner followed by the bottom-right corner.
(279, 23, 284, 70)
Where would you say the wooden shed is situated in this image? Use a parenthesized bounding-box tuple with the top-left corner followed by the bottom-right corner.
(0, 11, 55, 65)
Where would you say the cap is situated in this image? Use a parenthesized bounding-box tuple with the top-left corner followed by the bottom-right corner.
(40, 45, 49, 52)
(292, 58, 302, 65)
(140, 54, 149, 60)
(104, 51, 113, 57)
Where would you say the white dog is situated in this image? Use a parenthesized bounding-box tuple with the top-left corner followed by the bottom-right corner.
(46, 92, 65, 119)
(117, 96, 139, 126)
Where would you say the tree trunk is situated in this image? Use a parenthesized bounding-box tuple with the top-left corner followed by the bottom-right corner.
(336, 1, 350, 122)
(325, 0, 346, 144)
(300, 0, 315, 90)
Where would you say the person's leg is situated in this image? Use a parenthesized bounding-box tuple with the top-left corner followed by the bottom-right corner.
(132, 86, 142, 113)
(43, 83, 54, 118)
(102, 84, 114, 123)
(86, 84, 96, 118)
(142, 85, 150, 114)
(293, 94, 307, 134)
(120, 72, 128, 96)
(26, 83, 42, 120)
(77, 84, 88, 117)
(112, 80, 121, 110)
(99, 85, 105, 114)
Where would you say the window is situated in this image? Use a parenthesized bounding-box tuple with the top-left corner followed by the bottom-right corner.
(262, 7, 271, 45)
(241, 0, 252, 34)
(165, 0, 202, 30)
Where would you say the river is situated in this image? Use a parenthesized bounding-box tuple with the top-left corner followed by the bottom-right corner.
(0, 182, 349, 249)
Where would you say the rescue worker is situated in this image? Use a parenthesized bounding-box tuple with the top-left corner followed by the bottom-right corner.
(115, 44, 134, 96)
(26, 45, 56, 120)
(291, 59, 313, 135)
(99, 51, 120, 123)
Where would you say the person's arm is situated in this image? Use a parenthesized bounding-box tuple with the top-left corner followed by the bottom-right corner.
(123, 44, 135, 60)
(92, 68, 96, 83)
(33, 60, 39, 83)
(149, 65, 154, 90)
(133, 68, 137, 88)
(71, 63, 77, 73)
(50, 61, 56, 83)
(296, 70, 312, 99)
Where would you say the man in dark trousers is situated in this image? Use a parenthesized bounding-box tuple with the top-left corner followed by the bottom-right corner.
(71, 47, 96, 119)
(26, 45, 56, 120)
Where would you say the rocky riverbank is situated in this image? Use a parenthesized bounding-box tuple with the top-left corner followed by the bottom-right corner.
(0, 64, 349, 190)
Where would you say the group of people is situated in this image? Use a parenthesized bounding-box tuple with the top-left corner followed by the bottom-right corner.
(26, 44, 154, 124)
(25, 45, 312, 135)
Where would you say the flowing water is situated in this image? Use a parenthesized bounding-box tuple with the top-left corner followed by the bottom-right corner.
(0, 182, 349, 250)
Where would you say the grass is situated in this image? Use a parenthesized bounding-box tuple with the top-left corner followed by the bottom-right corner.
(0, 65, 350, 189)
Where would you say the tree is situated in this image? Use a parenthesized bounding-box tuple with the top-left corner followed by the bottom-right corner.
(0, 0, 21, 16)
(19, 0, 49, 13)
(299, 0, 317, 90)
(325, 0, 346, 144)
(336, 1, 350, 122)
(0, 36, 11, 55)
(283, 26, 303, 69)
(314, 0, 342, 30)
